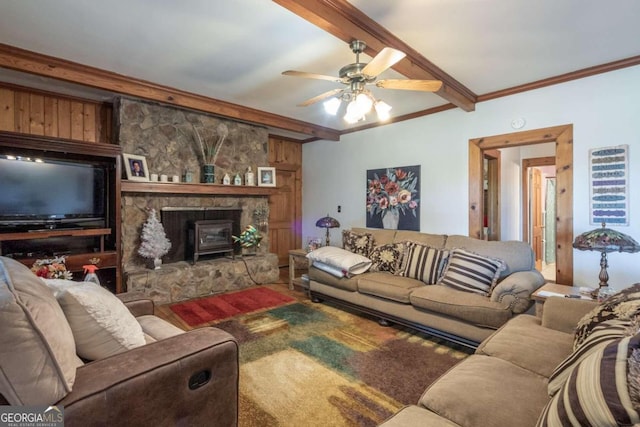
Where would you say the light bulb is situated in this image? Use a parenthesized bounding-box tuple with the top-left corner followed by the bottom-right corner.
(355, 93, 373, 114)
(323, 97, 341, 115)
(374, 100, 392, 121)
(344, 100, 364, 123)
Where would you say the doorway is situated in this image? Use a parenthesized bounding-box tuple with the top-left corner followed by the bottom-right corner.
(483, 150, 501, 241)
(468, 124, 573, 285)
(522, 157, 556, 281)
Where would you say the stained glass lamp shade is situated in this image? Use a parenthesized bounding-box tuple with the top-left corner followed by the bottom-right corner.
(573, 222, 640, 291)
(315, 215, 340, 247)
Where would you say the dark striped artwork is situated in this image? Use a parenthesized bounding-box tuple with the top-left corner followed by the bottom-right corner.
(589, 145, 629, 225)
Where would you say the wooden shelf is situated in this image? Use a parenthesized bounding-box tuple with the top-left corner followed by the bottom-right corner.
(0, 228, 112, 241)
(121, 181, 278, 196)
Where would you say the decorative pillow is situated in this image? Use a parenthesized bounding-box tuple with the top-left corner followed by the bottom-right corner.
(547, 318, 637, 396)
(369, 242, 405, 274)
(307, 246, 372, 276)
(438, 248, 505, 296)
(0, 256, 82, 405)
(56, 282, 146, 361)
(574, 282, 640, 349)
(537, 334, 640, 427)
(342, 230, 374, 257)
(400, 242, 448, 284)
(42, 278, 84, 297)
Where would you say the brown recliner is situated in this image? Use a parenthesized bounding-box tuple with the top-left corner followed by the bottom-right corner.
(0, 256, 238, 427)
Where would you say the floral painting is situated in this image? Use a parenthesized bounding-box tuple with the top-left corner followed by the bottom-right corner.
(366, 165, 420, 230)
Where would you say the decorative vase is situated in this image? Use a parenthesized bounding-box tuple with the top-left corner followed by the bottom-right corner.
(382, 210, 400, 230)
(202, 164, 215, 183)
(153, 257, 162, 270)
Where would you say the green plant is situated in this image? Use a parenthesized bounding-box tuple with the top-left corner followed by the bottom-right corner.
(232, 225, 263, 248)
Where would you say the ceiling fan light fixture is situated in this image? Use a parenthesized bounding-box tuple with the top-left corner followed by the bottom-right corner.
(323, 97, 341, 115)
(374, 100, 392, 121)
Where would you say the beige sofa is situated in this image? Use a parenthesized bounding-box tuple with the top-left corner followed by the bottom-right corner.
(380, 290, 640, 427)
(0, 256, 239, 427)
(309, 228, 546, 348)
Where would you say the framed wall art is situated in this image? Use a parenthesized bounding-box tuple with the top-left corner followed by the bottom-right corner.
(589, 144, 629, 226)
(366, 165, 420, 230)
(122, 153, 149, 182)
(257, 167, 276, 187)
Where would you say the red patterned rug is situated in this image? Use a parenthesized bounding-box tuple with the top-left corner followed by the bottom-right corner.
(169, 286, 296, 327)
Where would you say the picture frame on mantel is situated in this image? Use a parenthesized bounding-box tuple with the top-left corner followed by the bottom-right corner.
(123, 153, 150, 182)
(257, 167, 276, 187)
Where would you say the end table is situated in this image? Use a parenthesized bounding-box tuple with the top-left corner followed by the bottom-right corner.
(531, 283, 595, 317)
(288, 249, 309, 291)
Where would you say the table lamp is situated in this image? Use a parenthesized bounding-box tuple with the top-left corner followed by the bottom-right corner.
(573, 222, 640, 297)
(315, 215, 340, 247)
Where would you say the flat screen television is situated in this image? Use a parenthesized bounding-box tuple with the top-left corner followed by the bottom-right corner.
(0, 156, 106, 229)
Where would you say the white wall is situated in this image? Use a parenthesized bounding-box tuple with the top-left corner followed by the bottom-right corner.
(302, 65, 640, 291)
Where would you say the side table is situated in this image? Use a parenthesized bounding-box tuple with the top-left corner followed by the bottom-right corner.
(531, 283, 594, 317)
(288, 249, 309, 291)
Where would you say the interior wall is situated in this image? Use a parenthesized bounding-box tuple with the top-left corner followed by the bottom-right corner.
(302, 65, 640, 290)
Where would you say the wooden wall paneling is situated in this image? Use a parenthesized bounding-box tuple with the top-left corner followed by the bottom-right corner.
(70, 101, 84, 140)
(43, 96, 58, 137)
(16, 91, 30, 133)
(0, 84, 111, 143)
(83, 103, 96, 142)
(57, 98, 71, 139)
(0, 88, 14, 131)
(29, 93, 45, 135)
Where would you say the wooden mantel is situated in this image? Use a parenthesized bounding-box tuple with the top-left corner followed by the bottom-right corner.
(121, 180, 278, 196)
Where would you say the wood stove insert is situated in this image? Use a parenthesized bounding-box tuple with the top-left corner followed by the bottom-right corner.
(188, 220, 234, 263)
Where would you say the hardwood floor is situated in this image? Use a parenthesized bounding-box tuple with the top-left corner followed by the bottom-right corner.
(153, 267, 305, 330)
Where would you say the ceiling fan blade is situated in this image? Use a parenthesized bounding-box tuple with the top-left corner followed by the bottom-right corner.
(376, 79, 443, 92)
(297, 88, 344, 107)
(361, 47, 406, 78)
(282, 70, 342, 82)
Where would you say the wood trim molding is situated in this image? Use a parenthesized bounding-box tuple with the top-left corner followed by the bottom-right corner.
(469, 125, 573, 285)
(0, 43, 340, 141)
(521, 156, 556, 244)
(272, 0, 476, 112)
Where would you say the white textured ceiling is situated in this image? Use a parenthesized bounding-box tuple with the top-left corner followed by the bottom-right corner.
(0, 0, 638, 138)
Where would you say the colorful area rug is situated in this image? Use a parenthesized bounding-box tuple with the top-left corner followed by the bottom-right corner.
(169, 287, 296, 326)
(205, 289, 471, 427)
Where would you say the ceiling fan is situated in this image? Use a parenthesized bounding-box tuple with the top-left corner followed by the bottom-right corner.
(282, 40, 443, 123)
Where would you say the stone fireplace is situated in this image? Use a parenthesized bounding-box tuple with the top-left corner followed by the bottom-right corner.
(116, 97, 279, 303)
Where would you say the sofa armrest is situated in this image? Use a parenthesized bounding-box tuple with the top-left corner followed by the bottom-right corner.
(58, 327, 238, 427)
(117, 293, 155, 317)
(541, 296, 597, 334)
(490, 270, 545, 314)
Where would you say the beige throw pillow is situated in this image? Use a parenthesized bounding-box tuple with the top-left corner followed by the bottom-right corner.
(56, 282, 146, 361)
(0, 256, 82, 405)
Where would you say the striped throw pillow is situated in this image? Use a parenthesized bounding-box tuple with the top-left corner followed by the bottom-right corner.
(547, 318, 634, 396)
(439, 248, 505, 296)
(400, 243, 448, 284)
(537, 334, 640, 427)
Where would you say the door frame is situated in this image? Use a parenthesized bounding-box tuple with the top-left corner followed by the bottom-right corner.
(522, 156, 556, 244)
(469, 124, 573, 285)
(484, 150, 501, 241)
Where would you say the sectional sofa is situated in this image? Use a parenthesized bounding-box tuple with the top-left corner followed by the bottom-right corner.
(380, 286, 640, 426)
(308, 228, 546, 348)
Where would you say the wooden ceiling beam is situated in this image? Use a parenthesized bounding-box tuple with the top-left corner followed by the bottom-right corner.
(273, 0, 477, 112)
(0, 43, 341, 141)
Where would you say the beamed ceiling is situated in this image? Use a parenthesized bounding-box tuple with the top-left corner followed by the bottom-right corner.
(0, 0, 638, 141)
